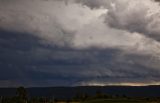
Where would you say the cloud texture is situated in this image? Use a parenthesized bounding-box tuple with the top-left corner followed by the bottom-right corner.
(0, 0, 160, 87)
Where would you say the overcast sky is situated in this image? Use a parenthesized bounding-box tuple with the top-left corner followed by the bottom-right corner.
(0, 0, 160, 87)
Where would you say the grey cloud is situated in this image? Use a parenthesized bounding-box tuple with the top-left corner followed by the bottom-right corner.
(155, 0, 160, 2)
(0, 0, 160, 87)
(75, 0, 110, 9)
(0, 0, 75, 47)
(106, 0, 160, 42)
(106, 7, 148, 33)
(75, 0, 160, 41)
(104, 0, 160, 41)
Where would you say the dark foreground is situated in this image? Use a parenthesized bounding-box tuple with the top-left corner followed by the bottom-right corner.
(2, 98, 160, 103)
(81, 98, 160, 103)
(1, 85, 160, 98)
(1, 86, 160, 103)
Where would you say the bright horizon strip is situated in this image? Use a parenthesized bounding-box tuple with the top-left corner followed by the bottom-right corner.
(80, 82, 160, 86)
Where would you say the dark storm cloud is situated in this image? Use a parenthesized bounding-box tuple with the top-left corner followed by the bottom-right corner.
(0, 29, 160, 86)
(0, 0, 160, 87)
(0, 30, 41, 79)
(0, 29, 77, 86)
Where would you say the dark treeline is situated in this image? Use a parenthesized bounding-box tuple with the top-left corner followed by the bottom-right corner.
(1, 86, 160, 98)
(1, 86, 160, 103)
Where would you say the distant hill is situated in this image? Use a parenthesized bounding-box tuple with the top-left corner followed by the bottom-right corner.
(0, 86, 160, 99)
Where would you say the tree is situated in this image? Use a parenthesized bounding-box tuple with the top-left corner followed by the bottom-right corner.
(16, 86, 28, 103)
(0, 96, 3, 103)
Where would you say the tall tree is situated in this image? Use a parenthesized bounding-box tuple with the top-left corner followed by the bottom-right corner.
(16, 86, 28, 103)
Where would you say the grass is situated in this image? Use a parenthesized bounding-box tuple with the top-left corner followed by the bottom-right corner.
(81, 99, 155, 103)
(57, 101, 80, 103)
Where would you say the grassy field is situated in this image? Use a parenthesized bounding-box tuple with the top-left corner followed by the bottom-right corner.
(81, 99, 160, 103)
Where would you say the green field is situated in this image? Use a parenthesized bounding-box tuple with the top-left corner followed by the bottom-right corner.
(81, 99, 157, 103)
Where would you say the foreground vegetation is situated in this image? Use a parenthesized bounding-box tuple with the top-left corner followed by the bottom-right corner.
(1, 87, 160, 103)
(81, 99, 160, 103)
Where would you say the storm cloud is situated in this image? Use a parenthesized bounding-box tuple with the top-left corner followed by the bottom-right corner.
(0, 0, 160, 87)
